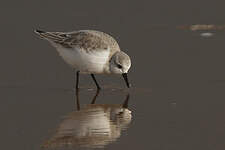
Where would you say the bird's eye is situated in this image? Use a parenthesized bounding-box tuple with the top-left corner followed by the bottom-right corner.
(117, 64, 122, 69)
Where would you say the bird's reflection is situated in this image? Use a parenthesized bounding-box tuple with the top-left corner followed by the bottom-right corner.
(42, 89, 132, 149)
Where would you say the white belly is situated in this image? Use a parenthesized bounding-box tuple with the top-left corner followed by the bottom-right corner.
(56, 47, 110, 74)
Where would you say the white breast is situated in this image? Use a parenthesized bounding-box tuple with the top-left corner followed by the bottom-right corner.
(56, 46, 110, 74)
(58, 109, 111, 137)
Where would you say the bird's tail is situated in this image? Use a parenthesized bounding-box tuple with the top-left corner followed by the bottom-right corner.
(34, 29, 66, 43)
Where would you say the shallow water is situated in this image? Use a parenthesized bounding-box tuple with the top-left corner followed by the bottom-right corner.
(42, 89, 131, 149)
(1, 0, 225, 150)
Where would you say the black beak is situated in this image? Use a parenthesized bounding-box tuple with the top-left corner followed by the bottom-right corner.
(122, 73, 130, 88)
(34, 29, 46, 34)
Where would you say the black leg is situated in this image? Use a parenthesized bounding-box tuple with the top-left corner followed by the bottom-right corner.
(75, 88, 80, 110)
(91, 89, 100, 104)
(91, 74, 101, 89)
(76, 71, 80, 90)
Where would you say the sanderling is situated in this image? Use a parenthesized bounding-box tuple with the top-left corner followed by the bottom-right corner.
(34, 29, 131, 89)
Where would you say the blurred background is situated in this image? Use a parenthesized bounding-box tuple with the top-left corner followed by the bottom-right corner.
(1, 0, 225, 150)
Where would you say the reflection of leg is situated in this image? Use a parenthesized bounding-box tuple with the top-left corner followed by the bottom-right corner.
(75, 88, 80, 111)
(76, 71, 80, 90)
(91, 89, 100, 104)
(91, 74, 101, 89)
(122, 94, 130, 108)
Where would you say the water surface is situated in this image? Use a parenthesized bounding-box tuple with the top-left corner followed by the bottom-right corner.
(1, 0, 225, 150)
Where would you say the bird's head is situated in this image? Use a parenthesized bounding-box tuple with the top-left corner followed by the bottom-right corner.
(109, 51, 131, 87)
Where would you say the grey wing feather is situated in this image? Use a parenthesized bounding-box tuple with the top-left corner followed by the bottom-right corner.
(65, 31, 109, 51)
(35, 30, 120, 55)
(34, 30, 73, 48)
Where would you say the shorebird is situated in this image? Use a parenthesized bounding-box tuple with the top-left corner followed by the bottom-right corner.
(34, 29, 131, 89)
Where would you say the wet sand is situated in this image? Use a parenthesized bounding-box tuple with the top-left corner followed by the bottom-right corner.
(1, 0, 225, 150)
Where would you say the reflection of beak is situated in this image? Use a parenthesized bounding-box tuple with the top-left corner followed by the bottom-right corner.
(122, 73, 130, 88)
(122, 94, 130, 108)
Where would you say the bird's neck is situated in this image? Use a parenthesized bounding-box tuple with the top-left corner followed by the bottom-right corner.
(103, 62, 111, 74)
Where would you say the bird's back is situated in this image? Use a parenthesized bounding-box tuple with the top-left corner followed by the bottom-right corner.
(35, 29, 121, 54)
(66, 30, 121, 57)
